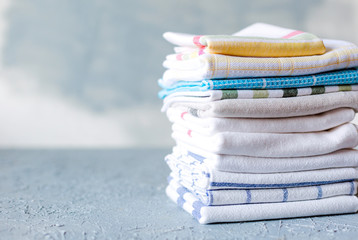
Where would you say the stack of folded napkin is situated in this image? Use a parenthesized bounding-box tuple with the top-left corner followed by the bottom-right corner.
(159, 23, 358, 224)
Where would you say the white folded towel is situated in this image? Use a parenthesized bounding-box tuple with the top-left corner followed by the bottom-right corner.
(172, 123, 358, 157)
(171, 91, 358, 118)
(167, 156, 358, 192)
(168, 179, 357, 206)
(167, 107, 355, 134)
(172, 144, 358, 173)
(166, 183, 358, 224)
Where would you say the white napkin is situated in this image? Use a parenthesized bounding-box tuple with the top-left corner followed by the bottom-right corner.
(171, 91, 358, 118)
(172, 144, 358, 173)
(167, 107, 355, 134)
(172, 123, 358, 157)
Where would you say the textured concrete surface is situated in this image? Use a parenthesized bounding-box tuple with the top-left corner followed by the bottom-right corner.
(1, 149, 358, 240)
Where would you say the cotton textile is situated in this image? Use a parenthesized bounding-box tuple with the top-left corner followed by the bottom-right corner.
(168, 179, 357, 206)
(167, 107, 354, 134)
(172, 91, 358, 118)
(160, 23, 358, 224)
(167, 155, 358, 192)
(163, 23, 325, 57)
(171, 144, 358, 173)
(172, 123, 358, 157)
(162, 39, 358, 84)
(166, 183, 358, 224)
(158, 69, 358, 97)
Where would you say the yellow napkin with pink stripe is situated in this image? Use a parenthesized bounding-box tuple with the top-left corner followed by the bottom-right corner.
(163, 23, 326, 57)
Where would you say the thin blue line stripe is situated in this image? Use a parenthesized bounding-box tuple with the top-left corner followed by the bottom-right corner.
(317, 186, 323, 199)
(210, 179, 355, 188)
(246, 190, 251, 203)
(187, 151, 206, 163)
(350, 181, 355, 195)
(208, 191, 213, 206)
(282, 188, 288, 202)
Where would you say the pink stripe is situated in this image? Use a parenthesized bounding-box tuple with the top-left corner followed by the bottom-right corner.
(187, 130, 192, 137)
(176, 54, 183, 61)
(198, 49, 205, 55)
(193, 35, 205, 48)
(181, 112, 188, 120)
(282, 30, 304, 39)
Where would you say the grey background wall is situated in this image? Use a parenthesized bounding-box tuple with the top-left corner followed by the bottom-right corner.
(0, 0, 357, 147)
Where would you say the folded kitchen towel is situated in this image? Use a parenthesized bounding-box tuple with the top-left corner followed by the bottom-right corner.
(167, 155, 358, 193)
(171, 123, 358, 157)
(160, 82, 358, 103)
(158, 70, 358, 98)
(166, 183, 358, 224)
(162, 39, 358, 84)
(171, 144, 358, 173)
(167, 107, 355, 134)
(168, 178, 357, 206)
(171, 91, 358, 118)
(163, 23, 326, 57)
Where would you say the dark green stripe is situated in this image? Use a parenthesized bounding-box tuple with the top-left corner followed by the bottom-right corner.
(311, 86, 325, 95)
(221, 90, 238, 100)
(339, 85, 352, 91)
(283, 88, 298, 98)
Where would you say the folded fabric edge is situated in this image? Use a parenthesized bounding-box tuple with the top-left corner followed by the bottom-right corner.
(166, 183, 358, 224)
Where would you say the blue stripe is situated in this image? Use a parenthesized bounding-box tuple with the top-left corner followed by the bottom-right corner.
(208, 191, 213, 206)
(317, 186, 323, 199)
(187, 151, 206, 163)
(350, 181, 355, 195)
(246, 190, 251, 203)
(210, 179, 355, 188)
(282, 188, 288, 202)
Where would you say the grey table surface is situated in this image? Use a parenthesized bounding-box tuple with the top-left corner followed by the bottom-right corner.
(1, 149, 358, 240)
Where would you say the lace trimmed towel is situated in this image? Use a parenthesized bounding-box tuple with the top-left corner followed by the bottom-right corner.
(166, 182, 358, 224)
(167, 157, 358, 193)
(163, 23, 326, 57)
